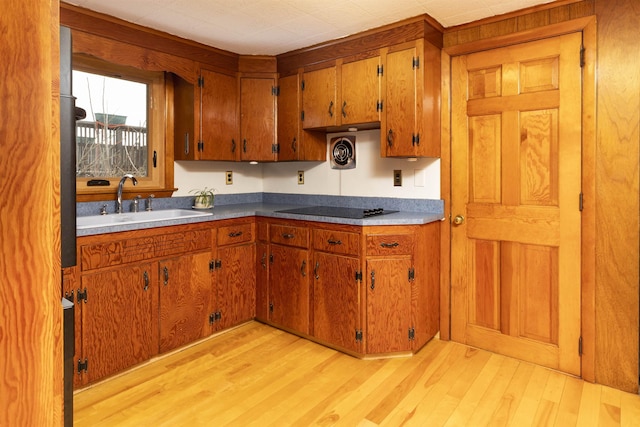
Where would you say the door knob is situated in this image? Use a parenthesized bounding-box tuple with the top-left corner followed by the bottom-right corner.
(453, 215, 465, 225)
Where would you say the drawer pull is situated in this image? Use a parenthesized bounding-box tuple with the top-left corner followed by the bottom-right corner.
(282, 233, 295, 239)
(228, 231, 243, 238)
(301, 260, 307, 277)
(327, 239, 342, 245)
(314, 261, 320, 280)
(380, 242, 399, 248)
(143, 271, 150, 292)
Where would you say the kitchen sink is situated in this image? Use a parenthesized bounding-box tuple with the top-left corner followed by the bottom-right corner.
(77, 209, 213, 229)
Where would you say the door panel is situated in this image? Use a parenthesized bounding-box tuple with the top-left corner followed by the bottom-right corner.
(451, 33, 582, 375)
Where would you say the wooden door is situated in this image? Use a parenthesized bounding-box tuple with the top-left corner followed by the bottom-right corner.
(382, 42, 418, 157)
(366, 258, 412, 354)
(312, 252, 361, 352)
(269, 244, 309, 334)
(277, 73, 300, 161)
(450, 33, 582, 375)
(217, 243, 256, 330)
(341, 56, 380, 125)
(81, 262, 158, 384)
(255, 241, 269, 321)
(302, 66, 337, 129)
(200, 68, 238, 161)
(158, 252, 211, 353)
(240, 76, 276, 161)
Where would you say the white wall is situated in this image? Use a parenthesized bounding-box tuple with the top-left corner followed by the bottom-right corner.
(174, 129, 440, 199)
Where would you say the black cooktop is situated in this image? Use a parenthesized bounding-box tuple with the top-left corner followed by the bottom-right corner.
(277, 206, 398, 219)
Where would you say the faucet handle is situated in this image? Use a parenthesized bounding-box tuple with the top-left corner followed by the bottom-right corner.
(100, 204, 108, 215)
(146, 194, 155, 211)
(132, 195, 141, 213)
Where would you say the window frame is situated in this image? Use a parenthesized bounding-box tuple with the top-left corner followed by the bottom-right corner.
(73, 54, 171, 200)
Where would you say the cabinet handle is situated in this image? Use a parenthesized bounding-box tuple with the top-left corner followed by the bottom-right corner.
(282, 233, 295, 239)
(143, 271, 150, 292)
(184, 132, 189, 154)
(328, 100, 334, 118)
(370, 270, 375, 291)
(163, 266, 169, 286)
(300, 260, 307, 277)
(243, 139, 247, 153)
(380, 242, 399, 248)
(231, 139, 236, 153)
(291, 137, 297, 153)
(228, 231, 243, 238)
(387, 129, 394, 147)
(314, 261, 320, 280)
(261, 253, 267, 269)
(342, 101, 347, 118)
(327, 239, 342, 245)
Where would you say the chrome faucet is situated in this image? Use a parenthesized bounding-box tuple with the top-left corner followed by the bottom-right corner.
(116, 174, 138, 213)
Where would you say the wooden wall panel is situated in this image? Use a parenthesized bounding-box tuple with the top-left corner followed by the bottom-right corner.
(594, 0, 640, 392)
(0, 0, 63, 424)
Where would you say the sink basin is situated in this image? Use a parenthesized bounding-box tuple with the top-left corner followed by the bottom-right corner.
(77, 209, 213, 230)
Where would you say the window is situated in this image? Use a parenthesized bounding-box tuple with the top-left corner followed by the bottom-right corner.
(73, 55, 167, 197)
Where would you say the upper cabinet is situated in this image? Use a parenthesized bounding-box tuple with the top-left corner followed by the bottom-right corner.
(277, 73, 326, 162)
(301, 55, 381, 130)
(239, 74, 277, 162)
(173, 68, 239, 161)
(381, 40, 441, 158)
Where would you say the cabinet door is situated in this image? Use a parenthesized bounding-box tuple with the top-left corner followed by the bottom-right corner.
(172, 73, 197, 160)
(240, 76, 276, 161)
(277, 73, 300, 161)
(201, 68, 238, 161)
(366, 258, 412, 353)
(217, 243, 256, 330)
(312, 252, 361, 352)
(158, 252, 212, 353)
(341, 56, 380, 125)
(256, 241, 269, 321)
(81, 262, 158, 384)
(269, 244, 309, 334)
(382, 44, 418, 157)
(302, 66, 337, 129)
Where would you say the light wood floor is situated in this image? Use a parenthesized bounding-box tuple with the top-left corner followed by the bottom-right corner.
(74, 322, 640, 426)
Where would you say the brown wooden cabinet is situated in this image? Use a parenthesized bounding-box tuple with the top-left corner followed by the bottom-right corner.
(255, 219, 270, 322)
(276, 73, 326, 161)
(381, 39, 441, 158)
(80, 262, 158, 384)
(174, 68, 239, 161)
(311, 227, 362, 353)
(214, 221, 256, 330)
(301, 55, 381, 131)
(159, 252, 212, 353)
(239, 74, 277, 161)
(268, 222, 310, 334)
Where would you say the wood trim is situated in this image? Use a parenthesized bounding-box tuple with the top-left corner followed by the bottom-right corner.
(444, 16, 594, 56)
(276, 15, 443, 76)
(580, 18, 597, 385)
(444, 0, 595, 49)
(60, 2, 239, 72)
(439, 50, 452, 341)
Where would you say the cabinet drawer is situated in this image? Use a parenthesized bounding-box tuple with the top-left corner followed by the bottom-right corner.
(270, 224, 309, 248)
(366, 234, 413, 256)
(313, 229, 360, 256)
(217, 223, 254, 246)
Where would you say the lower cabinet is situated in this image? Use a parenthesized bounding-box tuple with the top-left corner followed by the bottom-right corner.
(81, 262, 158, 384)
(269, 243, 310, 334)
(159, 252, 212, 353)
(215, 243, 256, 330)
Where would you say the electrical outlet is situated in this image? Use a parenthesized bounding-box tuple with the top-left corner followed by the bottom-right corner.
(393, 170, 402, 187)
(225, 171, 233, 185)
(297, 170, 304, 185)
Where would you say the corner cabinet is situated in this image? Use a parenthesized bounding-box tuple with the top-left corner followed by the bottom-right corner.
(381, 39, 441, 158)
(258, 218, 440, 357)
(239, 74, 277, 162)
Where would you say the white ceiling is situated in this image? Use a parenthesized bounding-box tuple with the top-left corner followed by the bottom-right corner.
(65, 0, 556, 55)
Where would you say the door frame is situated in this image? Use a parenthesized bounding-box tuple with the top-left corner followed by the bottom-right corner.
(439, 16, 597, 382)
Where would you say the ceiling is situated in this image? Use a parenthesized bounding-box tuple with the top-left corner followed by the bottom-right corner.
(65, 0, 556, 55)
